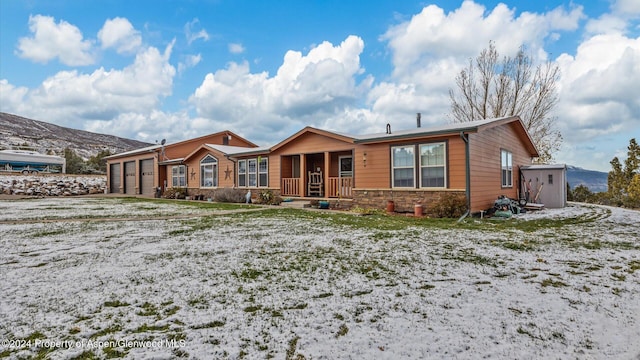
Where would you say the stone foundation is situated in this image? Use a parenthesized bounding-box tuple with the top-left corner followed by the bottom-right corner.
(352, 189, 466, 214)
(0, 174, 106, 196)
(185, 187, 281, 202)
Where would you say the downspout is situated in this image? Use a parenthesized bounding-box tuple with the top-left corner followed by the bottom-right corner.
(458, 131, 471, 222)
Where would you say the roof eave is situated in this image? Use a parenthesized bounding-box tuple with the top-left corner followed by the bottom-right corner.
(354, 126, 481, 144)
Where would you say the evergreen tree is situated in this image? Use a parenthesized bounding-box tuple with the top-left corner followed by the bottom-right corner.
(64, 148, 85, 174)
(86, 149, 112, 173)
(607, 138, 639, 207)
(572, 184, 593, 203)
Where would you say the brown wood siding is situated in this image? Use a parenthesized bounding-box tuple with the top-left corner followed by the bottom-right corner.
(269, 156, 281, 188)
(469, 122, 533, 212)
(447, 136, 466, 190)
(182, 149, 236, 188)
(271, 132, 354, 155)
(164, 133, 255, 159)
(354, 135, 466, 190)
(354, 144, 390, 188)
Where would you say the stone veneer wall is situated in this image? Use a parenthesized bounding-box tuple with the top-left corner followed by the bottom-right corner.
(185, 187, 281, 201)
(352, 189, 466, 214)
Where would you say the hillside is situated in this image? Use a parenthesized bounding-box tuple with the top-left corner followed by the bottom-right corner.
(566, 165, 608, 192)
(0, 112, 151, 159)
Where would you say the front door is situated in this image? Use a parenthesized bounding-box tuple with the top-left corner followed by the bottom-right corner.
(338, 156, 353, 197)
(339, 156, 353, 178)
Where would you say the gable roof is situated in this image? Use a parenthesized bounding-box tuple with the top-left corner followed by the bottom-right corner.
(106, 130, 258, 160)
(269, 126, 355, 152)
(353, 116, 539, 157)
(182, 143, 271, 162)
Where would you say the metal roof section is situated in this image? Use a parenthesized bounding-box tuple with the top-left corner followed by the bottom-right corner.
(521, 164, 567, 170)
(352, 117, 515, 143)
(158, 158, 184, 165)
(104, 144, 162, 159)
(205, 144, 271, 156)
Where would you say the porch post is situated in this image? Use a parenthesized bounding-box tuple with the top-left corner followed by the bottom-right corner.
(324, 151, 330, 197)
(300, 154, 306, 197)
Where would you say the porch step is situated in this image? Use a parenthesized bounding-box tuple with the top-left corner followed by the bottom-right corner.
(280, 200, 311, 209)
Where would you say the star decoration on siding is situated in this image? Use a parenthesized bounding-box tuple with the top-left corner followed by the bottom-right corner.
(224, 165, 232, 180)
(190, 168, 196, 180)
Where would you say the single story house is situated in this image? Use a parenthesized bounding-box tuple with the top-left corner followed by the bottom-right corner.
(107, 116, 541, 214)
(105, 131, 257, 196)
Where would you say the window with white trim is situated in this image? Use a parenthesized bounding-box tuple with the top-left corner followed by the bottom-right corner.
(258, 157, 268, 187)
(391, 146, 415, 188)
(248, 159, 257, 187)
(200, 155, 218, 188)
(501, 149, 513, 187)
(238, 160, 247, 187)
(238, 157, 269, 187)
(172, 165, 186, 187)
(420, 143, 446, 187)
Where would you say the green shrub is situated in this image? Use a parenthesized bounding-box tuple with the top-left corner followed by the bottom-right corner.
(214, 188, 247, 203)
(428, 193, 467, 218)
(257, 189, 282, 205)
(163, 187, 187, 199)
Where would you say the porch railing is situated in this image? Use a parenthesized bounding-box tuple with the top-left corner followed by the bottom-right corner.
(281, 178, 300, 196)
(281, 176, 353, 198)
(328, 177, 353, 198)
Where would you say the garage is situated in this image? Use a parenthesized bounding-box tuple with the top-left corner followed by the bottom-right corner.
(140, 159, 155, 196)
(109, 163, 121, 193)
(124, 161, 136, 195)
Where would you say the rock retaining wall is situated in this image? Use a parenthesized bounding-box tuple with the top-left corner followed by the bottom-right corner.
(0, 174, 106, 196)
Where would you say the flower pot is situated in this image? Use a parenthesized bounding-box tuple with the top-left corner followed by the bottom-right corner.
(386, 200, 395, 213)
(414, 204, 423, 217)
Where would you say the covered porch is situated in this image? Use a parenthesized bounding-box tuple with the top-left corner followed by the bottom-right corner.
(280, 151, 354, 198)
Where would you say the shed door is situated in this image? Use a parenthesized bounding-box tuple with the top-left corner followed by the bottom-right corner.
(109, 163, 121, 193)
(124, 161, 136, 195)
(140, 159, 154, 196)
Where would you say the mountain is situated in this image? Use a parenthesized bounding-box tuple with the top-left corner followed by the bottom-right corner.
(566, 165, 608, 193)
(0, 112, 151, 159)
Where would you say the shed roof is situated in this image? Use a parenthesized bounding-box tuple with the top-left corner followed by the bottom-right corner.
(521, 164, 567, 170)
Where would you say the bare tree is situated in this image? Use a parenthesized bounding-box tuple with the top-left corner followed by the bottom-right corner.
(449, 42, 562, 162)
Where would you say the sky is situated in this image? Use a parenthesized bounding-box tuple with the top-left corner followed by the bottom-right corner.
(0, 0, 638, 172)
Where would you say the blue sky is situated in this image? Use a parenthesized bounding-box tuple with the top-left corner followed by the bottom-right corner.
(1, 0, 639, 171)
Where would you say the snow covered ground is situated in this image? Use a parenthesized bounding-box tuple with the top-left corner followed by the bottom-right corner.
(0, 198, 638, 359)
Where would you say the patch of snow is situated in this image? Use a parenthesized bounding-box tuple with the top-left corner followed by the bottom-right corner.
(0, 199, 638, 359)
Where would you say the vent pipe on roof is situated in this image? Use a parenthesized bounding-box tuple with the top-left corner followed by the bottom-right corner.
(386, 123, 391, 134)
(417, 113, 421, 128)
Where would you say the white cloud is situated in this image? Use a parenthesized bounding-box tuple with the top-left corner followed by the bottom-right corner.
(1, 43, 176, 132)
(0, 80, 29, 115)
(367, 1, 584, 131)
(177, 54, 202, 74)
(185, 18, 209, 45)
(16, 15, 95, 66)
(189, 35, 369, 143)
(612, 0, 640, 16)
(555, 33, 640, 142)
(98, 17, 142, 54)
(228, 43, 245, 54)
(381, 1, 583, 80)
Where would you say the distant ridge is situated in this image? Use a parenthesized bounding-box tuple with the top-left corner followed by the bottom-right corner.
(566, 165, 608, 193)
(0, 112, 152, 159)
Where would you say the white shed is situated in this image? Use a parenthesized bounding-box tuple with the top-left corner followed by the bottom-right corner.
(520, 164, 567, 208)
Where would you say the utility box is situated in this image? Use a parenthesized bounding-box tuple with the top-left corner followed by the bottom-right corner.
(520, 164, 567, 208)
